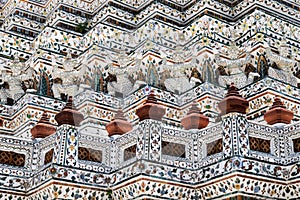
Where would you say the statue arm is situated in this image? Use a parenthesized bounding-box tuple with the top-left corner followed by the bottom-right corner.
(242, 52, 251, 65)
(52, 66, 62, 80)
(78, 64, 88, 77)
(215, 54, 227, 67)
(126, 66, 138, 75)
(265, 47, 273, 58)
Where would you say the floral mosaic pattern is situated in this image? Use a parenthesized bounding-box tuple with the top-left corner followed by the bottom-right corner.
(0, 0, 300, 199)
(0, 116, 298, 198)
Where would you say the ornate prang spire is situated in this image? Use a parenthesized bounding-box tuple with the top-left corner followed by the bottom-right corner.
(106, 108, 133, 137)
(55, 96, 84, 126)
(31, 111, 56, 138)
(181, 101, 209, 130)
(218, 83, 249, 115)
(136, 90, 166, 121)
(264, 97, 294, 125)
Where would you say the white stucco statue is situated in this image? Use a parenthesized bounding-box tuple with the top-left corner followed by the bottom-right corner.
(266, 39, 298, 86)
(162, 46, 193, 94)
(52, 50, 87, 99)
(106, 49, 146, 97)
(216, 41, 259, 88)
(7, 55, 27, 100)
(164, 63, 192, 94)
(107, 65, 146, 97)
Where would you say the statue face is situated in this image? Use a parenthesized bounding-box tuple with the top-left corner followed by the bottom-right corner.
(63, 59, 74, 71)
(278, 45, 290, 58)
(227, 41, 239, 60)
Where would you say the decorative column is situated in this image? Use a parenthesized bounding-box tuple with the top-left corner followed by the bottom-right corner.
(106, 108, 133, 168)
(264, 97, 294, 158)
(136, 91, 165, 161)
(53, 96, 84, 166)
(181, 101, 209, 164)
(30, 111, 57, 170)
(218, 83, 249, 157)
(181, 101, 209, 130)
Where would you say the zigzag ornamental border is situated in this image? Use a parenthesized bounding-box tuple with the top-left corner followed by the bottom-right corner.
(0, 174, 298, 199)
(3, 11, 300, 73)
(1, 8, 295, 52)
(2, 0, 300, 23)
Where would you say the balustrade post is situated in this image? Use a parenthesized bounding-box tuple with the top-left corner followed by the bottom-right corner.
(53, 96, 83, 166)
(221, 113, 249, 158)
(218, 83, 250, 158)
(136, 91, 165, 161)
